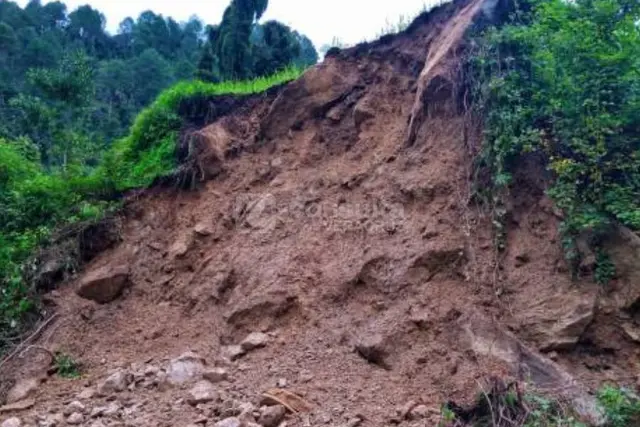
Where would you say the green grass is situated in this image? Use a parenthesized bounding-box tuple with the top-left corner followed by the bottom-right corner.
(101, 66, 304, 190)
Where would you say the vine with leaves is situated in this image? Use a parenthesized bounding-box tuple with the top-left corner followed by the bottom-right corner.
(468, 0, 640, 282)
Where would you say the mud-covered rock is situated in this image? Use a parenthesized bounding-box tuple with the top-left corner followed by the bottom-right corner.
(166, 352, 205, 385)
(203, 367, 229, 383)
(240, 332, 269, 351)
(355, 333, 389, 368)
(66, 413, 84, 425)
(1, 418, 21, 427)
(222, 345, 246, 361)
(6, 378, 39, 404)
(76, 264, 130, 304)
(187, 381, 218, 405)
(97, 369, 132, 395)
(258, 404, 286, 427)
(541, 298, 595, 351)
(215, 417, 242, 427)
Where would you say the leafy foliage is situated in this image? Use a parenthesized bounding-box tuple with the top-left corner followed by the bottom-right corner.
(102, 66, 304, 190)
(470, 0, 640, 276)
(0, 138, 109, 352)
(54, 351, 82, 379)
(597, 386, 640, 427)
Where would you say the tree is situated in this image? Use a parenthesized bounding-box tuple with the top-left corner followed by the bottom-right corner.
(214, 0, 269, 79)
(252, 21, 300, 76)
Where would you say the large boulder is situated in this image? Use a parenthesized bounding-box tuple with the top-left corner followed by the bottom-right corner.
(76, 264, 130, 304)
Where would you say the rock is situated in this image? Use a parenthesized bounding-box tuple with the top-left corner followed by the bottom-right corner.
(345, 417, 363, 427)
(90, 402, 120, 419)
(187, 381, 218, 405)
(166, 352, 206, 385)
(215, 417, 242, 427)
(407, 405, 430, 420)
(542, 299, 595, 351)
(6, 378, 39, 404)
(194, 222, 213, 236)
(240, 332, 269, 351)
(36, 413, 64, 427)
(222, 345, 246, 361)
(170, 239, 191, 258)
(66, 412, 84, 425)
(88, 422, 107, 427)
(63, 401, 85, 416)
(0, 400, 35, 414)
(353, 96, 376, 131)
(1, 418, 21, 427)
(276, 378, 288, 388)
(355, 333, 389, 368)
(77, 387, 96, 400)
(622, 323, 640, 342)
(97, 369, 131, 395)
(203, 367, 229, 383)
(258, 405, 286, 427)
(76, 264, 130, 304)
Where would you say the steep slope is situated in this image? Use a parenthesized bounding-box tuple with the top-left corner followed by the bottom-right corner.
(2, 0, 640, 426)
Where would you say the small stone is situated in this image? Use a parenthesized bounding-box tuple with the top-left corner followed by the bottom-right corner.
(77, 387, 96, 400)
(36, 413, 64, 427)
(1, 418, 21, 427)
(241, 332, 269, 351)
(355, 333, 388, 368)
(76, 264, 130, 304)
(89, 422, 107, 427)
(6, 378, 39, 404)
(166, 352, 206, 385)
(187, 381, 218, 405)
(66, 412, 84, 425)
(215, 417, 242, 427)
(194, 223, 213, 236)
(408, 405, 430, 420)
(345, 417, 363, 427)
(276, 378, 288, 388)
(258, 405, 286, 427)
(91, 402, 120, 419)
(97, 370, 131, 395)
(223, 345, 246, 361)
(203, 367, 229, 383)
(170, 240, 190, 258)
(64, 401, 86, 416)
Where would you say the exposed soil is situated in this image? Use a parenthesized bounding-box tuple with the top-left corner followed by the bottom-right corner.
(2, 0, 640, 426)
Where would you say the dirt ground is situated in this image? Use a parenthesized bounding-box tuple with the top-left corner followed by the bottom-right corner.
(2, 0, 639, 426)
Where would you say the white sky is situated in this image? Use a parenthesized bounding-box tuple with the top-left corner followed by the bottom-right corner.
(14, 0, 439, 48)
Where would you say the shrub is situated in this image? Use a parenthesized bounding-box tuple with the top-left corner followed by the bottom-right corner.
(469, 0, 640, 277)
(101, 67, 304, 190)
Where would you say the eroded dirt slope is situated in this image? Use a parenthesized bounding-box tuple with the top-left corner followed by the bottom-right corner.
(2, 0, 640, 426)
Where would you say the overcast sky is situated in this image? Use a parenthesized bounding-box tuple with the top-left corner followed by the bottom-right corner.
(14, 0, 439, 48)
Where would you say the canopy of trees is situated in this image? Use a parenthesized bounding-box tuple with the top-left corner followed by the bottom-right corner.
(0, 0, 318, 169)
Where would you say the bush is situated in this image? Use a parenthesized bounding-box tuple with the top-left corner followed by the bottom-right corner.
(1, 68, 305, 354)
(470, 0, 640, 276)
(0, 139, 109, 352)
(101, 67, 303, 190)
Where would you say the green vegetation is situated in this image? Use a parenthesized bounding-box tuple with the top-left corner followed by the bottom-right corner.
(470, 0, 640, 279)
(0, 0, 318, 162)
(0, 0, 311, 354)
(597, 386, 640, 427)
(442, 383, 640, 426)
(54, 351, 82, 379)
(101, 67, 303, 190)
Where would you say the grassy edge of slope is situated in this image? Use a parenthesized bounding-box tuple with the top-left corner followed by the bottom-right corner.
(98, 66, 304, 191)
(0, 67, 305, 355)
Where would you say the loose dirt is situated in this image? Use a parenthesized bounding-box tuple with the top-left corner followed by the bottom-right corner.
(2, 0, 640, 426)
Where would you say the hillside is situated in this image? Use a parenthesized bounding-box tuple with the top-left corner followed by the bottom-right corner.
(1, 0, 640, 426)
